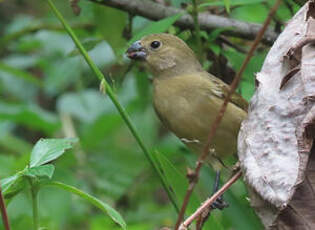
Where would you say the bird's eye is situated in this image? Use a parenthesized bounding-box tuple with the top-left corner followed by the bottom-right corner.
(150, 41, 161, 49)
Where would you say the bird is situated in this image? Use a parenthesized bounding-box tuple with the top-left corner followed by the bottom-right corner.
(126, 33, 247, 208)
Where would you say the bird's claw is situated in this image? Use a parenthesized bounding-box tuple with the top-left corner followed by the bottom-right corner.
(210, 196, 229, 210)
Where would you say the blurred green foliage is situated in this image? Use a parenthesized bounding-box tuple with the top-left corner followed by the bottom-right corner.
(0, 0, 300, 229)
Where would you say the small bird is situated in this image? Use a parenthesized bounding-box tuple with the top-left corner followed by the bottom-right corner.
(127, 33, 247, 207)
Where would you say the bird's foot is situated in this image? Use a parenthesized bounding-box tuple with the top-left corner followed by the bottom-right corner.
(210, 196, 229, 210)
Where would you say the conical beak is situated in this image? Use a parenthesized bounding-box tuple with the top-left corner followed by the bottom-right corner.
(126, 40, 147, 60)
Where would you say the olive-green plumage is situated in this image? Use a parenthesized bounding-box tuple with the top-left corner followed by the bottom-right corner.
(127, 33, 247, 170)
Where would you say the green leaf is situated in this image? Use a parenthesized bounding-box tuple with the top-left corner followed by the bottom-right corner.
(223, 49, 266, 100)
(0, 174, 26, 199)
(30, 138, 78, 167)
(0, 102, 60, 134)
(239, 81, 255, 101)
(93, 6, 127, 52)
(57, 89, 111, 123)
(0, 62, 43, 88)
(208, 28, 227, 42)
(230, 4, 268, 23)
(128, 13, 183, 46)
(171, 0, 190, 7)
(47, 181, 127, 230)
(209, 43, 221, 56)
(43, 57, 83, 96)
(0, 133, 33, 156)
(23, 164, 55, 179)
(224, 0, 231, 13)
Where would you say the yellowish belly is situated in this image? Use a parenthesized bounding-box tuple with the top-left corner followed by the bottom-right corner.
(153, 74, 247, 168)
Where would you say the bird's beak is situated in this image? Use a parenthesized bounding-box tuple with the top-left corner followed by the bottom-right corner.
(126, 40, 147, 60)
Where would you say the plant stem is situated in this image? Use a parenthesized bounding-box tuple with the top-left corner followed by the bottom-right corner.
(179, 171, 242, 229)
(0, 62, 43, 88)
(191, 0, 202, 63)
(0, 185, 11, 230)
(46, 0, 179, 213)
(29, 180, 39, 230)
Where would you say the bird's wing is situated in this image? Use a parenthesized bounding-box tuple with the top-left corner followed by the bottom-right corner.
(205, 73, 249, 112)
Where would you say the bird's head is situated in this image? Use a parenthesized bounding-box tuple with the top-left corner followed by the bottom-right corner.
(126, 33, 202, 77)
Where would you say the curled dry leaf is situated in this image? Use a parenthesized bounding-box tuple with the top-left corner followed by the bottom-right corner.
(238, 1, 315, 229)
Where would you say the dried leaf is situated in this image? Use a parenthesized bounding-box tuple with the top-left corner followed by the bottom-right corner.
(238, 1, 315, 229)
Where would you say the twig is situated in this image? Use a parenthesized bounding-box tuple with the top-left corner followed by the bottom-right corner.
(0, 185, 10, 230)
(179, 171, 242, 229)
(88, 0, 278, 45)
(174, 0, 282, 229)
(195, 215, 202, 230)
(195, 207, 211, 230)
(263, 2, 283, 33)
(218, 36, 247, 53)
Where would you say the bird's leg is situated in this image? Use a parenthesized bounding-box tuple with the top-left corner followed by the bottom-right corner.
(196, 171, 229, 229)
(210, 170, 229, 210)
(213, 170, 221, 193)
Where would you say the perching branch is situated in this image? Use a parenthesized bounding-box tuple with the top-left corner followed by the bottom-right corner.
(174, 0, 282, 229)
(179, 171, 242, 230)
(88, 0, 278, 45)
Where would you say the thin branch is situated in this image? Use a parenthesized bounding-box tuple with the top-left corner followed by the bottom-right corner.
(174, 0, 282, 229)
(0, 62, 43, 88)
(88, 0, 278, 45)
(195, 207, 211, 230)
(218, 36, 247, 53)
(179, 171, 242, 229)
(0, 185, 10, 230)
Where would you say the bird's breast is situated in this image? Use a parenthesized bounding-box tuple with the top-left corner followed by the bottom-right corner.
(153, 75, 211, 141)
(152, 74, 245, 158)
